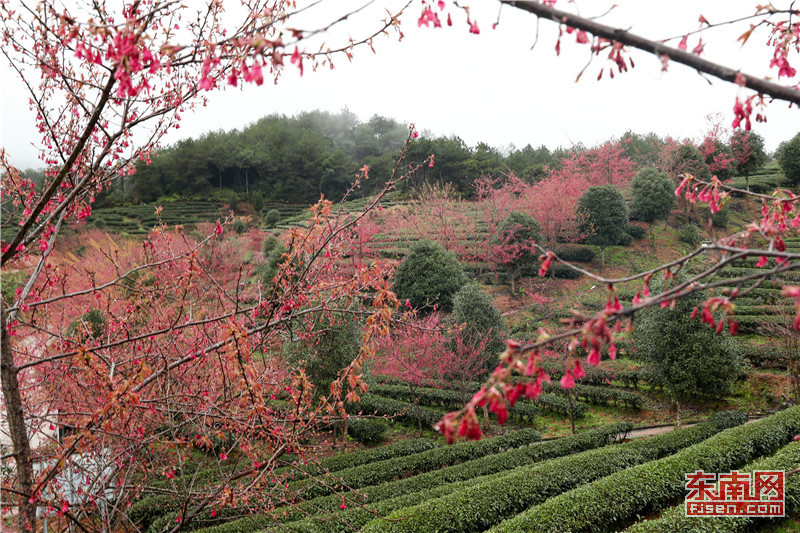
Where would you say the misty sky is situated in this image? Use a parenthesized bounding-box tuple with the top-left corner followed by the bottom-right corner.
(2, 0, 798, 170)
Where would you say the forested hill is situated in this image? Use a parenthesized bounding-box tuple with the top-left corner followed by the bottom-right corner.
(103, 109, 559, 206)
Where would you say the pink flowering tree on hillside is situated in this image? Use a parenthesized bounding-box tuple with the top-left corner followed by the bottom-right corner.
(374, 314, 450, 431)
(0, 1, 416, 529)
(730, 129, 769, 190)
(394, 182, 477, 261)
(699, 116, 736, 180)
(445, 330, 493, 404)
(657, 138, 711, 181)
(549, 141, 638, 188)
(520, 172, 592, 245)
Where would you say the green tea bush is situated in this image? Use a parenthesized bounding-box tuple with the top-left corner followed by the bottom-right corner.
(193, 424, 631, 533)
(550, 263, 582, 279)
(348, 395, 444, 429)
(133, 439, 437, 531)
(679, 223, 702, 247)
(263, 209, 281, 227)
(261, 236, 279, 256)
(362, 414, 745, 533)
(490, 407, 800, 532)
(552, 246, 595, 263)
(627, 224, 647, 240)
(625, 441, 800, 532)
(346, 418, 386, 445)
(291, 428, 542, 500)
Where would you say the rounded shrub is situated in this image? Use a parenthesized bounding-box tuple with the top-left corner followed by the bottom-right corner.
(678, 223, 702, 246)
(550, 263, 582, 279)
(626, 224, 647, 240)
(629, 167, 675, 225)
(710, 207, 729, 228)
(347, 418, 386, 445)
(779, 132, 800, 186)
(232, 219, 247, 234)
(451, 284, 505, 359)
(264, 209, 281, 228)
(552, 246, 594, 263)
(392, 240, 468, 313)
(67, 308, 106, 339)
(261, 236, 280, 256)
(616, 231, 633, 246)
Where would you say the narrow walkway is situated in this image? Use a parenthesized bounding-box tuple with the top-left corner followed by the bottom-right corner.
(625, 414, 765, 440)
(626, 423, 697, 439)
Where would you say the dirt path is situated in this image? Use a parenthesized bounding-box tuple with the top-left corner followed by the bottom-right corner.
(624, 415, 766, 440)
(625, 423, 698, 439)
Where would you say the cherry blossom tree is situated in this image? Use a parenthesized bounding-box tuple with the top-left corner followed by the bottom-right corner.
(730, 129, 768, 190)
(0, 2, 416, 529)
(374, 314, 450, 430)
(699, 116, 736, 180)
(444, 330, 493, 404)
(521, 172, 591, 245)
(548, 141, 637, 188)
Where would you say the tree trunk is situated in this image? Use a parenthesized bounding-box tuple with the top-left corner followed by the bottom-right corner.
(787, 356, 799, 404)
(568, 390, 576, 434)
(674, 399, 682, 428)
(1, 306, 37, 532)
(409, 385, 423, 435)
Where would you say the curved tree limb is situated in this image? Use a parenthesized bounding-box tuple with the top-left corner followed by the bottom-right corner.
(503, 0, 800, 106)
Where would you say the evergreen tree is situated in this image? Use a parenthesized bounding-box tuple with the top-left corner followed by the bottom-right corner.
(634, 286, 746, 425)
(778, 132, 800, 187)
(450, 284, 506, 375)
(392, 240, 468, 313)
(630, 167, 675, 240)
(578, 185, 629, 266)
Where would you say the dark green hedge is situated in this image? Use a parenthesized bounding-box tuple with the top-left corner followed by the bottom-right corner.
(537, 360, 642, 389)
(369, 384, 465, 409)
(346, 418, 386, 445)
(360, 413, 746, 533)
(552, 246, 595, 263)
(262, 469, 515, 533)
(490, 406, 800, 532)
(132, 439, 436, 531)
(290, 428, 542, 500)
(192, 424, 630, 533)
(625, 441, 800, 532)
(550, 263, 582, 279)
(306, 437, 437, 474)
(627, 224, 647, 240)
(359, 385, 578, 422)
(348, 394, 445, 429)
(543, 382, 643, 410)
